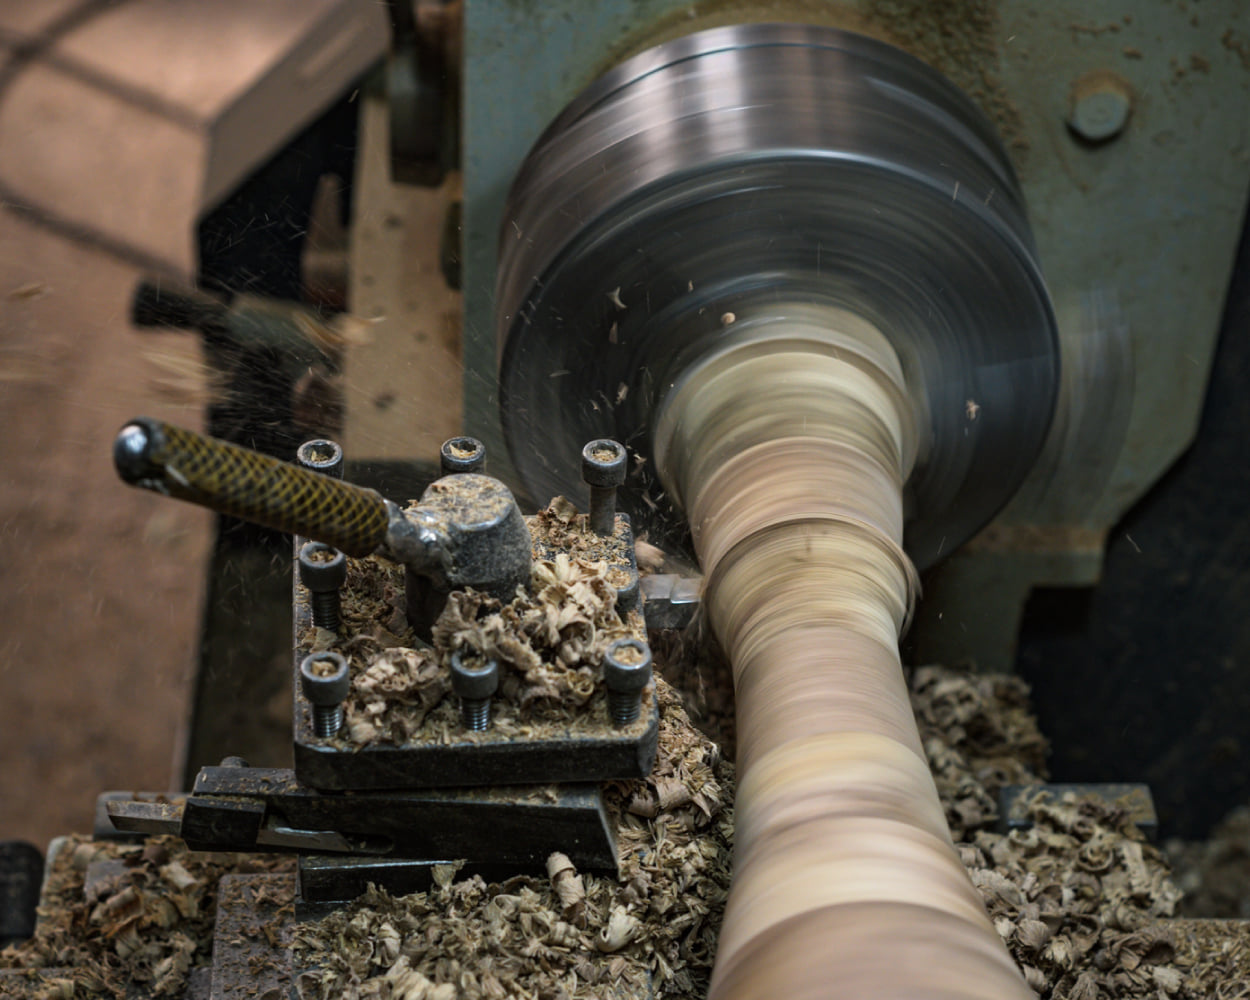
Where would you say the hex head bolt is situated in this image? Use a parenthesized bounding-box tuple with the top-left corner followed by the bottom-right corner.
(299, 541, 348, 630)
(296, 438, 344, 479)
(299, 651, 350, 738)
(582, 439, 627, 536)
(440, 436, 486, 475)
(603, 637, 653, 727)
(450, 651, 499, 731)
(1067, 71, 1133, 144)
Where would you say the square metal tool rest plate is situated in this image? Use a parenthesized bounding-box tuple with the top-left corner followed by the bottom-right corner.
(291, 513, 658, 791)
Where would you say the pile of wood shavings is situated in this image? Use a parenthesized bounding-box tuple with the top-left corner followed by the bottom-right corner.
(291, 677, 733, 1000)
(305, 500, 647, 747)
(910, 665, 1248, 1000)
(650, 624, 735, 757)
(0, 835, 293, 998)
(530, 498, 634, 568)
(911, 665, 1050, 842)
(329, 554, 644, 746)
(431, 553, 636, 712)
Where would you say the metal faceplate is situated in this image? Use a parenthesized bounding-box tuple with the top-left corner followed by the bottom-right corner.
(493, 24, 1058, 570)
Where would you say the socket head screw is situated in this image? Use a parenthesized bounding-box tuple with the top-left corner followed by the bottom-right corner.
(582, 439, 627, 535)
(581, 439, 627, 488)
(299, 651, 350, 738)
(298, 541, 347, 629)
(450, 651, 499, 731)
(296, 438, 344, 479)
(603, 637, 652, 727)
(440, 436, 486, 475)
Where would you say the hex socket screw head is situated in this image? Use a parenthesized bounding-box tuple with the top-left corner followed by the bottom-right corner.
(299, 651, 350, 738)
(450, 651, 500, 731)
(603, 637, 652, 727)
(298, 541, 347, 630)
(296, 438, 344, 479)
(581, 439, 627, 536)
(440, 436, 486, 475)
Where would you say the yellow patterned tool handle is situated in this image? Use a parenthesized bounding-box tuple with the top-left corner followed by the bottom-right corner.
(113, 417, 390, 557)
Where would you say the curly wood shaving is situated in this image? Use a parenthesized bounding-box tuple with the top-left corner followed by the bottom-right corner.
(316, 545, 644, 746)
(0, 836, 292, 998)
(909, 665, 1235, 1000)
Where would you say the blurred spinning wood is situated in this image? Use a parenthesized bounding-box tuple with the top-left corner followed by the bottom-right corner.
(655, 304, 1033, 999)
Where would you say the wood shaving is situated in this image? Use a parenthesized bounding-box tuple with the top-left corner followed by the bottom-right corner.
(0, 835, 292, 998)
(910, 664, 1245, 999)
(6, 666, 1250, 997)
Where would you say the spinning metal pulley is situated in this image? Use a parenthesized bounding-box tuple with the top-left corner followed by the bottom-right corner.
(496, 23, 1060, 567)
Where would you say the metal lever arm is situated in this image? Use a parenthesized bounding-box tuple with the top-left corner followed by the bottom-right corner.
(113, 417, 391, 557)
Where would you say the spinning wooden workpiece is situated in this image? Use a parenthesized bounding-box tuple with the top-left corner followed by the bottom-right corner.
(496, 23, 1062, 997)
(656, 306, 1031, 997)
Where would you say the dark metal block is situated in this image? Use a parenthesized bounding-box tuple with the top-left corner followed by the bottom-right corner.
(181, 795, 266, 853)
(94, 791, 184, 843)
(192, 766, 620, 876)
(293, 704, 659, 791)
(296, 855, 533, 916)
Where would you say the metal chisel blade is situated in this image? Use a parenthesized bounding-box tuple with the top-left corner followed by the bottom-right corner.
(105, 799, 184, 836)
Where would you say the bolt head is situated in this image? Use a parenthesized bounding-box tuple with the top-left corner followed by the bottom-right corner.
(296, 438, 344, 478)
(450, 651, 500, 700)
(603, 638, 653, 694)
(440, 436, 486, 474)
(300, 651, 350, 705)
(299, 541, 347, 591)
(582, 439, 627, 488)
(1068, 72, 1132, 143)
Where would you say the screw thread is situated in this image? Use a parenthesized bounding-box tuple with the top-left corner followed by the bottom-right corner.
(311, 591, 341, 630)
(608, 689, 641, 727)
(312, 704, 343, 738)
(460, 698, 491, 731)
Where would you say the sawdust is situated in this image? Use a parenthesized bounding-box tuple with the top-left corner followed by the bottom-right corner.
(291, 678, 734, 1000)
(866, 0, 1028, 158)
(294, 664, 1238, 1000)
(0, 836, 293, 999)
(529, 497, 634, 567)
(299, 499, 647, 747)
